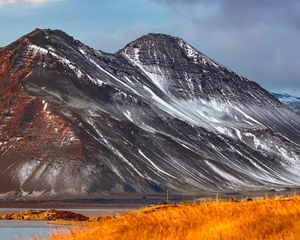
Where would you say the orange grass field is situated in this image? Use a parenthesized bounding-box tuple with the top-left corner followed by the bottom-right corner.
(50, 195, 300, 240)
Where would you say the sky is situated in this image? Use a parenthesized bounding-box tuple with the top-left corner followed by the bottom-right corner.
(0, 0, 299, 95)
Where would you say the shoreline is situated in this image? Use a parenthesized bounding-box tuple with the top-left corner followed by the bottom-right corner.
(1, 187, 299, 207)
(0, 188, 300, 220)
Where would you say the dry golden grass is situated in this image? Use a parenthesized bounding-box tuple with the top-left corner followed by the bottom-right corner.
(50, 195, 300, 240)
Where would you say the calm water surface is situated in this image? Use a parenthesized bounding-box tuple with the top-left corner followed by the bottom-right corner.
(0, 207, 136, 240)
(0, 220, 70, 240)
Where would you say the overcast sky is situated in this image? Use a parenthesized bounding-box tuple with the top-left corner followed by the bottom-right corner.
(0, 0, 299, 95)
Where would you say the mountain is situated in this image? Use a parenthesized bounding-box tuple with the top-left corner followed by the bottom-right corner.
(272, 92, 300, 115)
(1, 29, 300, 199)
(272, 93, 300, 103)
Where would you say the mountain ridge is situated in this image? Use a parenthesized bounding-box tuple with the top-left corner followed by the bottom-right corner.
(0, 29, 300, 199)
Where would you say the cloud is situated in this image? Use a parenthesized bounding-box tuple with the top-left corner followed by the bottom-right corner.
(154, 0, 300, 29)
(0, 0, 61, 5)
(83, 22, 176, 53)
(150, 0, 300, 95)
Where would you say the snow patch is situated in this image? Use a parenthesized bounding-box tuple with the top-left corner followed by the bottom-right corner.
(28, 45, 48, 55)
(122, 50, 167, 93)
(124, 110, 134, 122)
(177, 39, 219, 68)
(18, 161, 40, 185)
(138, 149, 176, 179)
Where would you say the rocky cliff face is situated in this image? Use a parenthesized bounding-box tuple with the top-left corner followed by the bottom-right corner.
(1, 29, 300, 199)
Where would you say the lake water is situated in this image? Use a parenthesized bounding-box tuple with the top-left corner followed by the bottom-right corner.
(0, 220, 70, 240)
(0, 207, 137, 240)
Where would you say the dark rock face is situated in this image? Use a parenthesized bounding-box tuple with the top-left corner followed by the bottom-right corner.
(1, 29, 300, 199)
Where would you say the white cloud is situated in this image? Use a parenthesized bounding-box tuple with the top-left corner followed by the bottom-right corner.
(0, 0, 61, 5)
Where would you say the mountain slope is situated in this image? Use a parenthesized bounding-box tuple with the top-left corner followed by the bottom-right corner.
(0, 29, 300, 199)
